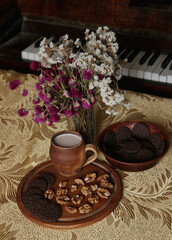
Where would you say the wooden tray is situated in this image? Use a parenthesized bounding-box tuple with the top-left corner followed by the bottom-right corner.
(17, 160, 122, 229)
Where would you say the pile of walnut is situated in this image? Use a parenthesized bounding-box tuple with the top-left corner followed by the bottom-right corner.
(44, 172, 113, 214)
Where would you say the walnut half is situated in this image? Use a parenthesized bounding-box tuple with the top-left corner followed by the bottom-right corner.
(79, 204, 92, 214)
(65, 206, 78, 214)
(97, 187, 111, 199)
(44, 189, 55, 199)
(84, 173, 96, 183)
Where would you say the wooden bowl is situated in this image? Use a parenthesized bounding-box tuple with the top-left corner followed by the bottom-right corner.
(97, 121, 170, 172)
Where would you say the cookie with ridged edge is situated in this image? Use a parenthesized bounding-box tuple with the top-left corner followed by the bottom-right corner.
(27, 177, 48, 192)
(119, 139, 141, 153)
(115, 126, 132, 142)
(148, 132, 166, 156)
(136, 148, 155, 162)
(38, 203, 62, 222)
(40, 173, 56, 188)
(132, 123, 150, 140)
(103, 130, 116, 151)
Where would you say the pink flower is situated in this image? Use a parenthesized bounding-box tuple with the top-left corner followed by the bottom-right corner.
(83, 69, 94, 80)
(90, 96, 97, 105)
(44, 94, 51, 103)
(64, 109, 74, 117)
(21, 89, 28, 96)
(34, 105, 42, 114)
(53, 84, 60, 91)
(70, 87, 80, 98)
(38, 91, 44, 100)
(35, 82, 42, 91)
(17, 108, 29, 117)
(49, 113, 60, 122)
(9, 79, 21, 90)
(48, 105, 58, 114)
(32, 98, 40, 104)
(68, 78, 76, 86)
(73, 100, 80, 109)
(38, 75, 46, 83)
(81, 99, 91, 109)
(30, 61, 39, 71)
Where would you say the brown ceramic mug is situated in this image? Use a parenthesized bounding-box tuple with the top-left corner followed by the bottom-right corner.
(50, 131, 97, 177)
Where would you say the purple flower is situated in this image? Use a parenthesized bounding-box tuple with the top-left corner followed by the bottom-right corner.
(21, 89, 28, 96)
(90, 96, 97, 105)
(64, 109, 74, 118)
(81, 99, 91, 109)
(88, 89, 93, 95)
(9, 79, 21, 90)
(17, 108, 29, 117)
(32, 98, 40, 104)
(34, 105, 42, 114)
(38, 91, 44, 100)
(49, 113, 60, 123)
(68, 78, 76, 86)
(35, 82, 42, 91)
(48, 105, 58, 114)
(30, 61, 39, 71)
(68, 58, 74, 64)
(58, 76, 63, 83)
(70, 87, 80, 98)
(44, 94, 51, 103)
(38, 75, 46, 83)
(98, 74, 104, 80)
(73, 100, 80, 109)
(45, 119, 53, 126)
(83, 69, 94, 80)
(59, 71, 63, 76)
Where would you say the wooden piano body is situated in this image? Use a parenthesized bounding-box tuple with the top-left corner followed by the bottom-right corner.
(0, 0, 172, 98)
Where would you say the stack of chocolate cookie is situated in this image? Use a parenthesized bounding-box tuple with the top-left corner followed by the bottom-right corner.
(22, 173, 62, 222)
(103, 123, 166, 163)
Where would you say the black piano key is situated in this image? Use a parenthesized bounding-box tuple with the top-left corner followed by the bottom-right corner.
(170, 63, 172, 70)
(148, 51, 160, 66)
(52, 37, 59, 43)
(117, 45, 125, 55)
(127, 49, 140, 62)
(161, 53, 172, 69)
(119, 47, 133, 60)
(139, 50, 152, 65)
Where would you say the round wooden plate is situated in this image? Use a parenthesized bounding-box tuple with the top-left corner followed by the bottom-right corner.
(17, 160, 122, 229)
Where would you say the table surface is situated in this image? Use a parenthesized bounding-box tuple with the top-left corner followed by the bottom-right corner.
(0, 69, 172, 240)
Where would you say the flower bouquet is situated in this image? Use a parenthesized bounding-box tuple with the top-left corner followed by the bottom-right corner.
(9, 26, 130, 143)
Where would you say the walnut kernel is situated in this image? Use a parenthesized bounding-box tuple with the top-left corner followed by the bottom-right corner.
(44, 189, 55, 199)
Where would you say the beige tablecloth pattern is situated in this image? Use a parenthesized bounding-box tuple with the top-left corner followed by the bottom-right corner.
(0, 69, 172, 240)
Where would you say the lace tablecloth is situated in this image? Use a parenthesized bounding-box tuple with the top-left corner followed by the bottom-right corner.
(0, 69, 172, 240)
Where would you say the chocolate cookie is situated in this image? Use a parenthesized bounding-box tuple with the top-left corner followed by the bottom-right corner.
(27, 177, 48, 192)
(38, 203, 62, 222)
(113, 150, 129, 161)
(120, 139, 141, 153)
(115, 126, 132, 142)
(136, 148, 155, 162)
(132, 123, 150, 140)
(148, 132, 165, 155)
(28, 187, 44, 196)
(40, 173, 56, 188)
(103, 130, 116, 151)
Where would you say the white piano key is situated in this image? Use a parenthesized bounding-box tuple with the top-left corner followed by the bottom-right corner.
(136, 53, 155, 79)
(122, 51, 145, 76)
(129, 52, 154, 78)
(159, 60, 172, 84)
(151, 55, 167, 82)
(143, 54, 166, 81)
(21, 37, 53, 61)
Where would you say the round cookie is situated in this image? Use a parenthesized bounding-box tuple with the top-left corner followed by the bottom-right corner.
(136, 148, 155, 162)
(40, 173, 56, 188)
(120, 139, 141, 153)
(38, 203, 62, 222)
(132, 123, 150, 140)
(27, 177, 48, 192)
(148, 132, 165, 156)
(103, 130, 116, 150)
(115, 126, 132, 142)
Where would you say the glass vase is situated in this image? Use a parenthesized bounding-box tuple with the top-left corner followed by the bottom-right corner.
(67, 108, 94, 145)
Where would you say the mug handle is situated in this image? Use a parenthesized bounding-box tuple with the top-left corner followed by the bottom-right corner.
(83, 144, 98, 167)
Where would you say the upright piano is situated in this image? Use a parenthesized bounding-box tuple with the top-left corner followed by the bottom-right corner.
(0, 0, 172, 98)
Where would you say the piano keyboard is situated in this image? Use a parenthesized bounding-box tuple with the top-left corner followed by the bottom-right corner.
(21, 37, 172, 85)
